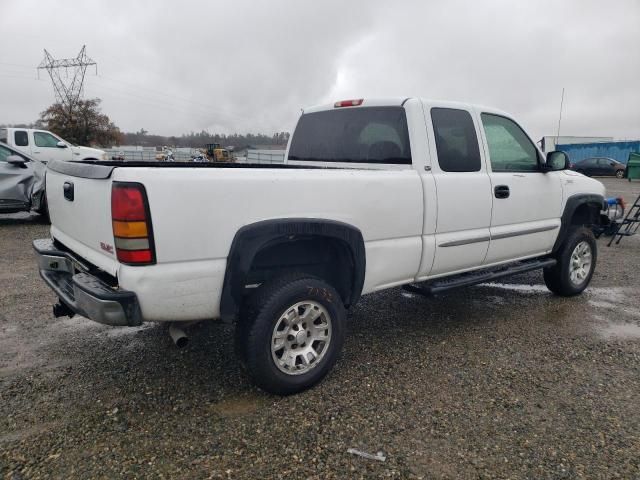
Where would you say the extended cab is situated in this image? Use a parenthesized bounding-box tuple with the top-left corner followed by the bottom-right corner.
(33, 98, 605, 394)
(0, 128, 107, 163)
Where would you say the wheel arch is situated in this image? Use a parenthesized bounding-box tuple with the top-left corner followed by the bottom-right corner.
(552, 194, 604, 253)
(220, 218, 366, 321)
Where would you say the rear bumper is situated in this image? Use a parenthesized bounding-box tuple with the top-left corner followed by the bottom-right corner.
(33, 238, 142, 326)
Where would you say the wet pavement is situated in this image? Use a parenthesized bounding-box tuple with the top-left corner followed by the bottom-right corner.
(1, 178, 639, 478)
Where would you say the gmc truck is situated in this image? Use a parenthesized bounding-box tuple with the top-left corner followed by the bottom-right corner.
(33, 98, 605, 395)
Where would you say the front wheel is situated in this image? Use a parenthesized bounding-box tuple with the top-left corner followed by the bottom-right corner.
(237, 276, 346, 395)
(544, 226, 597, 296)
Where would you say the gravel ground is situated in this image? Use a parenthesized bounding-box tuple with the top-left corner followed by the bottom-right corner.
(1, 178, 639, 479)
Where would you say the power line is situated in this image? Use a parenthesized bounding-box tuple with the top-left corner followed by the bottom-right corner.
(95, 74, 247, 121)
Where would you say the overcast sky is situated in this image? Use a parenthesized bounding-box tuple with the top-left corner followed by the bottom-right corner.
(1, 0, 638, 140)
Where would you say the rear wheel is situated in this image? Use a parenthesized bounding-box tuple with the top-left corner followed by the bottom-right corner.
(544, 226, 597, 296)
(616, 169, 624, 179)
(236, 275, 346, 395)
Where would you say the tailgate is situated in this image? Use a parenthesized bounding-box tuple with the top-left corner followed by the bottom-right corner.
(46, 161, 119, 276)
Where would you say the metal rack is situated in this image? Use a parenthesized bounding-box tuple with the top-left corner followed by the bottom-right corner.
(608, 193, 640, 246)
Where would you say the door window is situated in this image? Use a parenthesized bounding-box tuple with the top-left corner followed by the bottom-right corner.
(431, 108, 481, 172)
(34, 132, 61, 148)
(481, 114, 539, 172)
(14, 130, 29, 147)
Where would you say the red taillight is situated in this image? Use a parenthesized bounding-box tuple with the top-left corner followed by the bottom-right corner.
(111, 182, 155, 265)
(115, 249, 153, 264)
(111, 186, 146, 221)
(334, 98, 363, 108)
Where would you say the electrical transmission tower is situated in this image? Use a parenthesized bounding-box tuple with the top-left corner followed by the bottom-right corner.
(37, 45, 97, 111)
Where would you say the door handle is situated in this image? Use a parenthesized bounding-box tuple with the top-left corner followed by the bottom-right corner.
(494, 185, 510, 199)
(63, 181, 74, 201)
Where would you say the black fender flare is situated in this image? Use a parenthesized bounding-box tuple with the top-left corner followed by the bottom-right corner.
(552, 193, 604, 252)
(220, 218, 366, 321)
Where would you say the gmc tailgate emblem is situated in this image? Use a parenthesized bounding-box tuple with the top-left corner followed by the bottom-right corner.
(100, 242, 114, 254)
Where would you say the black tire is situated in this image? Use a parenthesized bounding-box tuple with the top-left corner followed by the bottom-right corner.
(543, 226, 597, 296)
(35, 194, 50, 224)
(615, 169, 624, 179)
(236, 275, 346, 395)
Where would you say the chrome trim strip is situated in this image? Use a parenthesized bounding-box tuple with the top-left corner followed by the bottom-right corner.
(439, 236, 491, 247)
(439, 225, 558, 247)
(491, 225, 558, 240)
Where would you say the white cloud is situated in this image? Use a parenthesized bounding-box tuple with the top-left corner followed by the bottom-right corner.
(0, 0, 638, 140)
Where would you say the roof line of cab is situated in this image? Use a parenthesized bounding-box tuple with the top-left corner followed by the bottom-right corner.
(301, 97, 511, 118)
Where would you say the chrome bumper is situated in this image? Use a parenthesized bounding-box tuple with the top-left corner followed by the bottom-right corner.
(33, 238, 142, 327)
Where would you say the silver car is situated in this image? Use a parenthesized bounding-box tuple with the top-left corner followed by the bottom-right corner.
(0, 142, 47, 218)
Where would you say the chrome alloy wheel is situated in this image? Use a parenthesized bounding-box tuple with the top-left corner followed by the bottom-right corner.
(569, 241, 592, 286)
(271, 301, 332, 375)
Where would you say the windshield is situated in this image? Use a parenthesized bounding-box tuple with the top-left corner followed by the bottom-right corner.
(288, 106, 412, 164)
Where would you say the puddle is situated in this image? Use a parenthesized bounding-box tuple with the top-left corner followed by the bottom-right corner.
(587, 287, 640, 339)
(599, 323, 640, 339)
(474, 283, 640, 340)
(211, 396, 265, 417)
(477, 282, 550, 294)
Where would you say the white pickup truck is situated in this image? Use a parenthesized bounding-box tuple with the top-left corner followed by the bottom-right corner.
(0, 127, 107, 163)
(34, 98, 605, 394)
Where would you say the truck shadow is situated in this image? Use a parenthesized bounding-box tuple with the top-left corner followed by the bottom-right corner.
(0, 212, 48, 226)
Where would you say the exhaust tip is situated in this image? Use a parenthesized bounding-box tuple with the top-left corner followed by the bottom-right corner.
(168, 324, 189, 348)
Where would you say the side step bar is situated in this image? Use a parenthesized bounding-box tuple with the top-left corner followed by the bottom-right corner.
(403, 258, 557, 296)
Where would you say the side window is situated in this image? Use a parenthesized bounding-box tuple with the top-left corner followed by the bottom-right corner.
(431, 108, 481, 172)
(14, 130, 29, 147)
(0, 145, 15, 162)
(0, 128, 7, 143)
(481, 114, 539, 172)
(34, 132, 60, 148)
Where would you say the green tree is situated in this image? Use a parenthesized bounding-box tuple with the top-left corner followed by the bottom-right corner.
(37, 98, 122, 147)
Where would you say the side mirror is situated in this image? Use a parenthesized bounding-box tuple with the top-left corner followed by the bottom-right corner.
(56, 141, 68, 148)
(545, 151, 569, 171)
(6, 155, 27, 168)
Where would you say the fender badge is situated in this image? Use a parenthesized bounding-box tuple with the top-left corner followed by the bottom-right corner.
(100, 242, 114, 254)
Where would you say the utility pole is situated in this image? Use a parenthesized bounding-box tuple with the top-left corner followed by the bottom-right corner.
(37, 45, 97, 113)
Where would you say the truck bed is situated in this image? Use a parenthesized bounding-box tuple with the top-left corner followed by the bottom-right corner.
(45, 159, 424, 321)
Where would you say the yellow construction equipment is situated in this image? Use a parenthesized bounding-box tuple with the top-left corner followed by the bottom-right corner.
(205, 143, 233, 162)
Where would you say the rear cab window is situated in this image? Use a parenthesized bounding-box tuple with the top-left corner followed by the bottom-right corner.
(430, 108, 481, 172)
(14, 130, 29, 147)
(288, 106, 412, 165)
